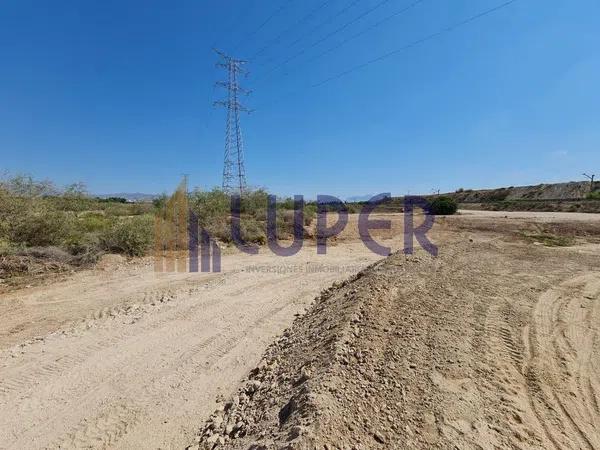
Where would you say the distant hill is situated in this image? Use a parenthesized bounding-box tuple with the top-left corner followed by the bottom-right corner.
(354, 180, 600, 214)
(345, 194, 379, 203)
(449, 181, 597, 203)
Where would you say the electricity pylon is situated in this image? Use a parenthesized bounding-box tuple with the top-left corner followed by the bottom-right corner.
(214, 49, 251, 194)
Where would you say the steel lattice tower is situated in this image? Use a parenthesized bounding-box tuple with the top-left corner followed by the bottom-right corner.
(214, 50, 251, 194)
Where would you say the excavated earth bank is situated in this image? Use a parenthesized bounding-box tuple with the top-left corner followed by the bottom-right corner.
(189, 234, 600, 449)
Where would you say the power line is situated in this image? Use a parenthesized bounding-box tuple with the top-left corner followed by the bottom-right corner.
(312, 0, 519, 88)
(214, 0, 257, 49)
(253, 0, 519, 110)
(230, 0, 295, 54)
(200, 83, 218, 134)
(305, 0, 426, 65)
(249, 0, 334, 61)
(259, 0, 394, 80)
(258, 0, 363, 69)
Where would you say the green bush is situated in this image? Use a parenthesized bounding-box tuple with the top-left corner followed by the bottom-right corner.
(0, 175, 162, 283)
(100, 197, 128, 203)
(65, 233, 103, 266)
(188, 188, 316, 243)
(5, 204, 75, 247)
(188, 188, 230, 228)
(239, 218, 267, 244)
(586, 191, 600, 200)
(152, 194, 168, 210)
(99, 215, 154, 256)
(304, 204, 317, 226)
(430, 196, 458, 215)
(103, 203, 136, 217)
(78, 212, 110, 233)
(0, 174, 327, 274)
(0, 238, 19, 256)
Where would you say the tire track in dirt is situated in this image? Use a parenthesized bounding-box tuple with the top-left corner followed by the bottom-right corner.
(0, 278, 228, 402)
(3, 272, 303, 448)
(54, 403, 143, 449)
(0, 241, 381, 449)
(0, 270, 256, 402)
(48, 286, 315, 449)
(525, 273, 600, 449)
(475, 296, 549, 449)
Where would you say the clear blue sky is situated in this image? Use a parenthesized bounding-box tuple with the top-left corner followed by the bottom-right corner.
(1, 0, 599, 198)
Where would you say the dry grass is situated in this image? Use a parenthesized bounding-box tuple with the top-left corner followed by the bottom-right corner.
(521, 232, 575, 247)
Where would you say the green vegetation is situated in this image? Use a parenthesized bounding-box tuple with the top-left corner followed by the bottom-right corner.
(188, 188, 317, 244)
(522, 231, 575, 247)
(429, 196, 458, 215)
(99, 215, 154, 256)
(0, 174, 319, 284)
(0, 174, 154, 283)
(586, 191, 600, 200)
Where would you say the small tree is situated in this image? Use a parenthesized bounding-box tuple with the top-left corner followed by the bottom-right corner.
(64, 182, 88, 198)
(430, 196, 458, 215)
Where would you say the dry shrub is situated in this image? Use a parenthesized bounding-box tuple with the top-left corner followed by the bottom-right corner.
(6, 205, 75, 247)
(188, 188, 309, 244)
(19, 246, 73, 262)
(99, 216, 154, 256)
(0, 246, 73, 279)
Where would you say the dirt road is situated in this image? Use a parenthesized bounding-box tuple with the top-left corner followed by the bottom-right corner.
(1, 211, 599, 449)
(193, 213, 600, 449)
(458, 209, 600, 222)
(0, 217, 396, 449)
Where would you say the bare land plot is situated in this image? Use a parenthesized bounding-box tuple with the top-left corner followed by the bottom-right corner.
(1, 212, 599, 449)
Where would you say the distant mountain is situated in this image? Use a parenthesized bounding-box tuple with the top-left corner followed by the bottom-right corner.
(96, 192, 158, 202)
(345, 193, 390, 203)
(345, 194, 374, 203)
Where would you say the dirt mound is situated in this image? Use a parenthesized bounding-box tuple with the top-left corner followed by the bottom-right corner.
(189, 235, 600, 449)
(188, 252, 423, 449)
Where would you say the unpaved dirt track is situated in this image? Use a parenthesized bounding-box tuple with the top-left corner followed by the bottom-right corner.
(524, 273, 600, 448)
(2, 212, 599, 449)
(458, 209, 600, 222)
(0, 229, 391, 449)
(192, 213, 600, 449)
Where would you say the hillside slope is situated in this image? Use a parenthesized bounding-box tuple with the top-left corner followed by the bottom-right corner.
(452, 181, 597, 202)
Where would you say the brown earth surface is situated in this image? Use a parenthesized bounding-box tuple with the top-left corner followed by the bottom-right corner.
(1, 211, 599, 449)
(451, 180, 596, 202)
(190, 211, 600, 450)
(0, 214, 401, 449)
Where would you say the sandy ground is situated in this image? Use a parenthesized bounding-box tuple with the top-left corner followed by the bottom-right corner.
(1, 211, 599, 449)
(192, 212, 600, 449)
(0, 215, 405, 449)
(458, 209, 600, 222)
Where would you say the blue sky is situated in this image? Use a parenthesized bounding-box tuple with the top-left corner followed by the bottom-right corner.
(1, 0, 599, 198)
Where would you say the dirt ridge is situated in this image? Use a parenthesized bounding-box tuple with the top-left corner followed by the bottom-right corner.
(190, 236, 600, 449)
